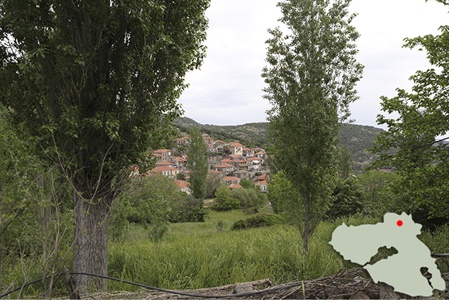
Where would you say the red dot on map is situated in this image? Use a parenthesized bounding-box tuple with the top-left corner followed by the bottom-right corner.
(397, 220, 403, 227)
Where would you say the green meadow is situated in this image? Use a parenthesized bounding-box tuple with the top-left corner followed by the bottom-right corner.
(3, 209, 448, 297)
(107, 209, 449, 292)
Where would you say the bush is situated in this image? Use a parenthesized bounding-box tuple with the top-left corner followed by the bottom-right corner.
(169, 194, 207, 223)
(231, 188, 263, 214)
(213, 185, 240, 211)
(326, 177, 364, 220)
(231, 213, 284, 230)
(239, 178, 255, 189)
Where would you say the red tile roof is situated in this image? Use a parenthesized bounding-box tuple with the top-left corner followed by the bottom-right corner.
(175, 180, 190, 189)
(172, 156, 187, 162)
(156, 161, 173, 166)
(149, 165, 178, 173)
(229, 142, 242, 147)
(257, 174, 267, 181)
(214, 164, 234, 169)
(222, 176, 240, 181)
(154, 149, 171, 153)
(229, 184, 243, 189)
(255, 180, 267, 185)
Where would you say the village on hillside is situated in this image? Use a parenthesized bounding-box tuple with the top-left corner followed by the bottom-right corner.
(131, 133, 269, 196)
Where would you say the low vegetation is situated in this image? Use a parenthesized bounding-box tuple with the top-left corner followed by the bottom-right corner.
(108, 210, 449, 292)
(2, 205, 449, 297)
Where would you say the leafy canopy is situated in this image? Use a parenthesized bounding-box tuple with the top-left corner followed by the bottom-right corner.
(0, 0, 209, 200)
(262, 0, 363, 250)
(187, 128, 209, 201)
(372, 8, 449, 225)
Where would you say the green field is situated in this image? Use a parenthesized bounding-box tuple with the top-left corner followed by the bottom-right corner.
(3, 209, 448, 297)
(107, 210, 449, 292)
(108, 209, 342, 291)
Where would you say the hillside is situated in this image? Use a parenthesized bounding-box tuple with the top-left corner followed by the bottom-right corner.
(174, 117, 384, 171)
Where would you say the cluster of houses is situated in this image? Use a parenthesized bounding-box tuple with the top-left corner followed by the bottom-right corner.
(138, 133, 269, 194)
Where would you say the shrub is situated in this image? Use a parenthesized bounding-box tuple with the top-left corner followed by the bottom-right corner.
(326, 177, 364, 220)
(213, 185, 240, 211)
(239, 178, 255, 189)
(169, 194, 207, 223)
(231, 188, 263, 214)
(231, 213, 284, 230)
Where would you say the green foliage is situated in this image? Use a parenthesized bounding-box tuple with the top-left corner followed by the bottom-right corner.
(115, 175, 173, 228)
(213, 185, 240, 211)
(326, 177, 364, 220)
(175, 117, 265, 148)
(109, 195, 131, 242)
(231, 213, 284, 230)
(371, 9, 449, 227)
(267, 171, 301, 216)
(176, 172, 186, 181)
(0, 0, 210, 201)
(110, 175, 206, 238)
(0, 0, 210, 286)
(215, 220, 226, 232)
(339, 124, 385, 172)
(231, 188, 263, 214)
(239, 178, 255, 189)
(205, 172, 222, 198)
(262, 0, 363, 250)
(108, 213, 350, 291)
(357, 170, 399, 218)
(0, 114, 74, 296)
(337, 145, 353, 178)
(146, 222, 169, 244)
(169, 194, 207, 223)
(187, 127, 209, 201)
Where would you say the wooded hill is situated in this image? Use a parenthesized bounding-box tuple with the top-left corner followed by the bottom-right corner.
(174, 117, 384, 172)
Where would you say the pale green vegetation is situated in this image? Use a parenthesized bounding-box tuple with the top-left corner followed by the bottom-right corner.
(2, 208, 448, 297)
(106, 210, 449, 292)
(107, 209, 343, 292)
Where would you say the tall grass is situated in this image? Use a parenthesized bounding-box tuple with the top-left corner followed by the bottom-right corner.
(108, 210, 347, 291)
(108, 211, 449, 292)
(3, 210, 447, 296)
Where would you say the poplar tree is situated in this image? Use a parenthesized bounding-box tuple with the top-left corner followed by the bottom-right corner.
(187, 128, 209, 202)
(0, 0, 209, 291)
(262, 0, 363, 251)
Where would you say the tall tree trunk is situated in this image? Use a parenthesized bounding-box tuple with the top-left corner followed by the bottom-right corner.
(303, 194, 311, 252)
(73, 192, 111, 293)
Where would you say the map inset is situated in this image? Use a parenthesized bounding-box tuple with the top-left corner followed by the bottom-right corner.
(329, 212, 445, 296)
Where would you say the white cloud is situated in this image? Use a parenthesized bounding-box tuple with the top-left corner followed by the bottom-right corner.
(179, 0, 449, 127)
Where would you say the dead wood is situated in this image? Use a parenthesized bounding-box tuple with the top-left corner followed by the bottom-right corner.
(79, 269, 449, 299)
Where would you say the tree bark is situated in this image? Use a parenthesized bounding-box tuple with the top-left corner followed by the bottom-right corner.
(73, 192, 111, 293)
(302, 191, 311, 252)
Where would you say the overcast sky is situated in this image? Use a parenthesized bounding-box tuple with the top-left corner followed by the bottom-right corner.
(178, 0, 448, 127)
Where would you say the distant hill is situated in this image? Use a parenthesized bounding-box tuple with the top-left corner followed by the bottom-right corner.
(174, 117, 384, 171)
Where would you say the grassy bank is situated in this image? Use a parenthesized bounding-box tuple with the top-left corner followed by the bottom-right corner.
(108, 211, 449, 292)
(3, 210, 448, 297)
(108, 212, 338, 291)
